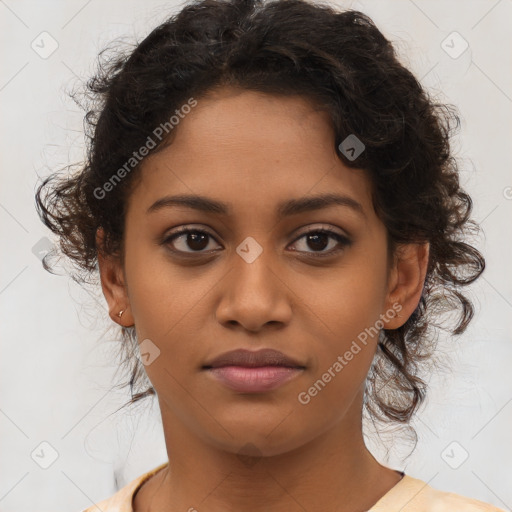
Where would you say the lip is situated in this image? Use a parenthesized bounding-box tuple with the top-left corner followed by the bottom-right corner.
(202, 348, 305, 393)
(203, 348, 304, 369)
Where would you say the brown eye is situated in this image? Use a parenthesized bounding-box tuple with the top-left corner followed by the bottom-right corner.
(289, 229, 351, 256)
(164, 228, 221, 253)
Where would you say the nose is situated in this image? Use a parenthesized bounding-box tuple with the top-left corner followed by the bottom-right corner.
(215, 247, 293, 333)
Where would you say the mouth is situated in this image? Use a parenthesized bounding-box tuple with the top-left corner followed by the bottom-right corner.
(202, 348, 306, 393)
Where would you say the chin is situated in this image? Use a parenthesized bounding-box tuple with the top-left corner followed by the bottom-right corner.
(202, 418, 316, 459)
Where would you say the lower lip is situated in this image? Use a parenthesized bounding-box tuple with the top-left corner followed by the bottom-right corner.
(206, 366, 303, 393)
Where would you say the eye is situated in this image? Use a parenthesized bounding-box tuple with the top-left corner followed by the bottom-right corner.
(163, 227, 221, 254)
(162, 225, 352, 257)
(289, 228, 352, 256)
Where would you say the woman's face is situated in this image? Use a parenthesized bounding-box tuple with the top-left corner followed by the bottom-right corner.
(110, 87, 407, 456)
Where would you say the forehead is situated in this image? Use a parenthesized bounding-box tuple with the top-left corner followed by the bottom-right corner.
(127, 87, 374, 218)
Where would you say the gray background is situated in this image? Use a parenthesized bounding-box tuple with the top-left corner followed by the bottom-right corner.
(1, 0, 511, 510)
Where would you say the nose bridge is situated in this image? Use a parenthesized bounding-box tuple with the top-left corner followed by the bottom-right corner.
(232, 234, 279, 304)
(215, 236, 292, 330)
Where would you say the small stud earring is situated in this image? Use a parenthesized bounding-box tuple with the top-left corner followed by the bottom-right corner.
(118, 309, 125, 318)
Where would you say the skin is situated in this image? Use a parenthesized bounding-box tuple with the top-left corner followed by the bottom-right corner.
(97, 86, 429, 512)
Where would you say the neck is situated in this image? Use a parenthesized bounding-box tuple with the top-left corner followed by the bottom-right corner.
(134, 391, 402, 512)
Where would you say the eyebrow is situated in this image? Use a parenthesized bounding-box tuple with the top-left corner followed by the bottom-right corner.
(146, 193, 365, 219)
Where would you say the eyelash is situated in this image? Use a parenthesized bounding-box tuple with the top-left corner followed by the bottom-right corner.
(162, 226, 352, 257)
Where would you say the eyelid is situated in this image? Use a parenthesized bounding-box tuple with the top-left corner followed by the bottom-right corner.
(163, 225, 221, 247)
(291, 223, 350, 241)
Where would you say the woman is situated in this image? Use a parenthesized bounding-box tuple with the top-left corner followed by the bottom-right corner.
(35, 0, 503, 510)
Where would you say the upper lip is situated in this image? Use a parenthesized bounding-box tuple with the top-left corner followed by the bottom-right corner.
(202, 348, 305, 369)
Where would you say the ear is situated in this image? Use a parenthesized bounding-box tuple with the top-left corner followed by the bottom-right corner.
(96, 227, 133, 327)
(382, 242, 429, 329)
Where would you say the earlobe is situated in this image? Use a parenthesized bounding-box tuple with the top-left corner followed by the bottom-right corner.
(383, 242, 430, 330)
(96, 227, 133, 326)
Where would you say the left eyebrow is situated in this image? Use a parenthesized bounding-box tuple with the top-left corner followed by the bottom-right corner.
(146, 193, 365, 219)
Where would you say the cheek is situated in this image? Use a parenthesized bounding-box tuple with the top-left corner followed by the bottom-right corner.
(302, 275, 383, 380)
(123, 247, 183, 384)
(295, 246, 389, 383)
(299, 256, 388, 344)
(292, 274, 385, 428)
(123, 240, 222, 379)
(124, 238, 201, 335)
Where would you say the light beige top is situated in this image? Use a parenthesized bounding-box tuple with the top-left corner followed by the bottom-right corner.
(80, 462, 505, 512)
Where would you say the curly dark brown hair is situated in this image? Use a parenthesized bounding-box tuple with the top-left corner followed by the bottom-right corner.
(35, 0, 484, 435)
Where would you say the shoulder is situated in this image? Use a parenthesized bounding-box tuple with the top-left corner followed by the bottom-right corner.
(371, 475, 505, 512)
(422, 485, 505, 512)
(78, 462, 169, 512)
